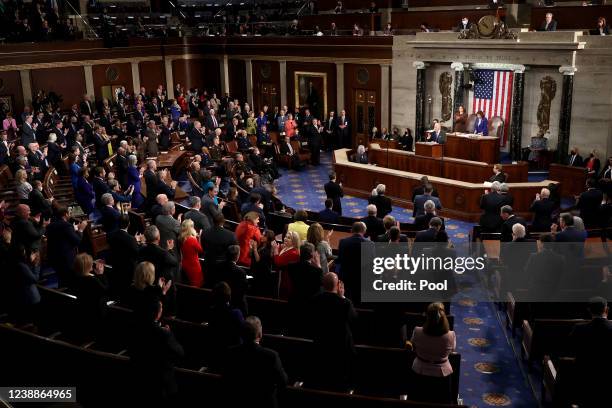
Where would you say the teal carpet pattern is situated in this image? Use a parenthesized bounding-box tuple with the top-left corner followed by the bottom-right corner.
(274, 152, 538, 407)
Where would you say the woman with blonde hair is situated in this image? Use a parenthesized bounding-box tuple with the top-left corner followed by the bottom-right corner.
(72, 253, 109, 333)
(273, 230, 301, 267)
(306, 223, 334, 274)
(246, 111, 257, 136)
(123, 261, 172, 319)
(15, 169, 32, 201)
(409, 302, 456, 403)
(180, 219, 204, 287)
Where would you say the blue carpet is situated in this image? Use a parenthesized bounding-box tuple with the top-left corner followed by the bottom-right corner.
(275, 152, 538, 407)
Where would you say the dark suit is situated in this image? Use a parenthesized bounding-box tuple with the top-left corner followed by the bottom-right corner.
(479, 192, 506, 232)
(138, 243, 178, 282)
(376, 231, 408, 242)
(577, 188, 604, 227)
(201, 226, 237, 285)
(369, 194, 392, 218)
(45, 219, 82, 287)
(427, 129, 446, 144)
(143, 169, 158, 209)
(414, 213, 445, 231)
(500, 215, 527, 242)
(361, 215, 385, 239)
(222, 342, 287, 408)
(288, 260, 323, 305)
(455, 21, 474, 32)
(530, 198, 556, 231)
(569, 317, 612, 407)
(523, 248, 565, 300)
(309, 291, 357, 389)
(489, 172, 508, 183)
(318, 208, 339, 224)
(324, 181, 344, 215)
(21, 123, 36, 146)
(540, 20, 557, 31)
(568, 153, 583, 167)
(411, 186, 439, 203)
(413, 194, 442, 217)
(474, 117, 488, 135)
(414, 227, 439, 242)
(115, 153, 129, 188)
(222, 261, 249, 315)
(107, 229, 139, 296)
(10, 217, 44, 253)
(188, 128, 205, 153)
(337, 234, 372, 303)
(0, 141, 8, 166)
(183, 209, 211, 232)
(100, 205, 121, 233)
(92, 177, 111, 208)
(28, 189, 52, 218)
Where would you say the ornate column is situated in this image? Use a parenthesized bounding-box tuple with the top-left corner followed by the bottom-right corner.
(164, 58, 174, 100)
(130, 62, 141, 96)
(380, 64, 390, 130)
(84, 65, 95, 99)
(245, 59, 253, 106)
(450, 62, 465, 128)
(336, 62, 345, 112)
(413, 61, 426, 141)
(509, 65, 526, 161)
(219, 55, 230, 96)
(279, 60, 287, 108)
(557, 66, 577, 163)
(19, 70, 32, 107)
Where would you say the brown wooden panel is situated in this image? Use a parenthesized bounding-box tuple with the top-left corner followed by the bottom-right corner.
(92, 63, 132, 98)
(228, 59, 246, 103)
(300, 13, 380, 31)
(445, 134, 500, 164)
(139, 60, 165, 96)
(31, 66, 86, 109)
(344, 64, 381, 146)
(549, 163, 588, 198)
(0, 70, 24, 114)
(530, 5, 612, 30)
(392, 8, 503, 30)
(286, 61, 337, 118)
(172, 58, 221, 93)
(252, 60, 280, 110)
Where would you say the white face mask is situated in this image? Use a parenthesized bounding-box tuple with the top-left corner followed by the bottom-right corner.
(462, 19, 468, 25)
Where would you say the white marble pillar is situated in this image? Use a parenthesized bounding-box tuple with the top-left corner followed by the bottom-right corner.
(336, 62, 345, 112)
(131, 62, 141, 96)
(380, 64, 390, 130)
(19, 70, 33, 107)
(279, 60, 287, 108)
(245, 59, 254, 106)
(219, 55, 230, 96)
(84, 65, 95, 99)
(164, 58, 174, 99)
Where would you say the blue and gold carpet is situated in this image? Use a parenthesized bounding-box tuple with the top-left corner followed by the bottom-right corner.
(275, 152, 538, 408)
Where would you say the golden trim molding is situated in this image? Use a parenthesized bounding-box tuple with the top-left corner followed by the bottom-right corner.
(0, 56, 163, 72)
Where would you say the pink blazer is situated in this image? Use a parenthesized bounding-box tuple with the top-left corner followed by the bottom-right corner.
(3, 118, 17, 131)
(411, 327, 456, 377)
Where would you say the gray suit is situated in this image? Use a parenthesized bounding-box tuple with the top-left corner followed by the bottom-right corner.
(428, 130, 446, 144)
(201, 195, 222, 226)
(184, 209, 211, 233)
(155, 214, 180, 250)
(413, 194, 442, 217)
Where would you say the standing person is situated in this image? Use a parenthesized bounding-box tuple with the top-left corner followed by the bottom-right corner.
(409, 302, 457, 404)
(453, 105, 468, 132)
(308, 118, 323, 165)
(306, 223, 334, 274)
(127, 154, 144, 209)
(337, 109, 350, 147)
(180, 219, 203, 287)
(324, 171, 344, 215)
(235, 212, 262, 267)
(250, 230, 276, 297)
(46, 206, 88, 288)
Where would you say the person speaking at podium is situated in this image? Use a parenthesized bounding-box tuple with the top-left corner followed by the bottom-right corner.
(426, 122, 446, 144)
(474, 111, 489, 136)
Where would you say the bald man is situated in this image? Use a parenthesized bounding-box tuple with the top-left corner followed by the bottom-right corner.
(309, 272, 357, 390)
(529, 187, 556, 231)
(10, 204, 47, 253)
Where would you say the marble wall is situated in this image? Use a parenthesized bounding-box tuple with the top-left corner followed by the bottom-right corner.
(391, 32, 612, 159)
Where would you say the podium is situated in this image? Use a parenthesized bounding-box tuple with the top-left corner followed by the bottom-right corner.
(415, 142, 444, 158)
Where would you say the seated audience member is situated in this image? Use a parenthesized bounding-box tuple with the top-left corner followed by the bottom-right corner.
(539, 12, 557, 31)
(569, 297, 612, 408)
(399, 128, 414, 151)
(415, 200, 445, 231)
(584, 149, 601, 176)
(208, 282, 245, 362)
(426, 121, 446, 144)
(530, 187, 556, 231)
(222, 316, 287, 407)
(414, 217, 444, 243)
(288, 242, 323, 312)
(129, 300, 184, 406)
(235, 211, 262, 267)
(183, 196, 211, 233)
(409, 302, 456, 404)
(179, 219, 203, 287)
(307, 223, 334, 274)
(309, 272, 357, 391)
(500, 205, 527, 242)
(479, 181, 505, 232)
(368, 183, 392, 218)
(413, 184, 442, 217)
(576, 178, 603, 228)
(591, 16, 610, 36)
(489, 164, 508, 183)
(273, 230, 301, 267)
(568, 146, 583, 166)
(412, 176, 439, 202)
(319, 198, 340, 224)
(362, 204, 385, 239)
(287, 209, 310, 241)
(353, 144, 368, 164)
(377, 215, 408, 242)
(99, 193, 121, 233)
(455, 16, 473, 32)
(474, 111, 488, 135)
(523, 233, 565, 299)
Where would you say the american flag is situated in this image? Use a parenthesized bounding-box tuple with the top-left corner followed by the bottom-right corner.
(472, 69, 513, 145)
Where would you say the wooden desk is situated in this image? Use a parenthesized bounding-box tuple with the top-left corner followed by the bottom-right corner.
(445, 133, 500, 164)
(156, 149, 187, 169)
(367, 144, 528, 184)
(548, 163, 588, 198)
(415, 142, 443, 158)
(333, 149, 556, 222)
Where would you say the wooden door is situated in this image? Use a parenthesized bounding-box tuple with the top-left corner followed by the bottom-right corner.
(256, 82, 279, 110)
(354, 89, 377, 147)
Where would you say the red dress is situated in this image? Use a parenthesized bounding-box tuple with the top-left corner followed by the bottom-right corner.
(274, 247, 300, 267)
(235, 221, 262, 266)
(181, 235, 204, 287)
